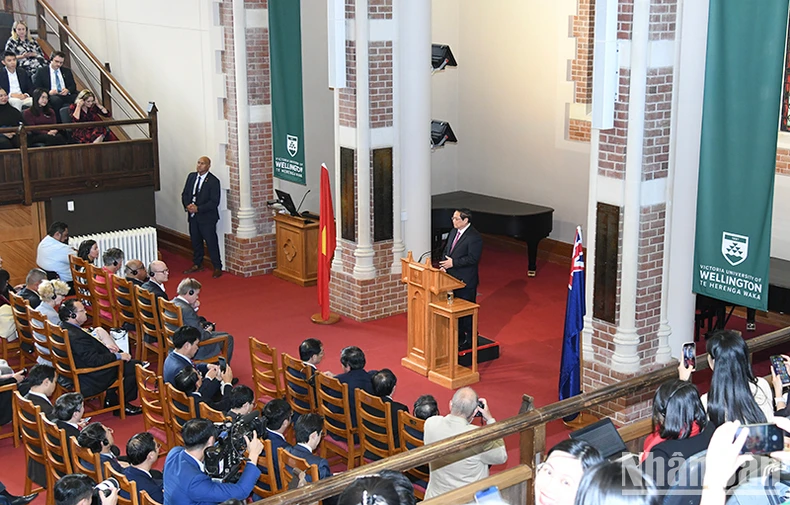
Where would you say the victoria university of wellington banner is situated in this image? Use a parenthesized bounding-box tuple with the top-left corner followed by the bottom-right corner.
(269, 0, 307, 185)
(692, 0, 788, 310)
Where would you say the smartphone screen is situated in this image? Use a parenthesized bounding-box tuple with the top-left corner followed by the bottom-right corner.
(474, 486, 504, 504)
(217, 356, 227, 373)
(771, 355, 790, 386)
(682, 342, 696, 369)
(738, 423, 784, 454)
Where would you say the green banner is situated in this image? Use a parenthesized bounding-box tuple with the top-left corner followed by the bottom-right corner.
(269, 0, 306, 185)
(693, 0, 788, 310)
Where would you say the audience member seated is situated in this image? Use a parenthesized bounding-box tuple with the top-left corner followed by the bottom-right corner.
(534, 439, 602, 505)
(77, 240, 99, 265)
(124, 433, 164, 504)
(371, 368, 408, 448)
(163, 326, 225, 401)
(0, 480, 37, 505)
(59, 299, 142, 416)
(261, 398, 292, 490)
(574, 460, 660, 505)
(423, 387, 507, 498)
(335, 345, 375, 428)
(18, 267, 46, 308)
(124, 260, 148, 286)
(641, 379, 713, 491)
(32, 51, 76, 114)
(54, 474, 119, 505)
(337, 476, 399, 505)
(32, 279, 69, 364)
(0, 270, 16, 342)
(96, 247, 125, 321)
(0, 52, 32, 110)
(4, 22, 46, 76)
(70, 90, 116, 144)
(163, 418, 262, 505)
(77, 422, 129, 478)
(51, 392, 86, 440)
(141, 260, 170, 305)
(173, 365, 232, 414)
(225, 385, 255, 421)
(288, 413, 332, 480)
(0, 366, 25, 425)
(413, 394, 440, 420)
(37, 221, 75, 283)
(23, 89, 67, 145)
(172, 278, 235, 362)
(24, 363, 56, 416)
(300, 338, 333, 375)
(0, 87, 22, 148)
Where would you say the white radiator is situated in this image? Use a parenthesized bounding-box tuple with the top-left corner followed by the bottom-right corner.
(69, 227, 158, 267)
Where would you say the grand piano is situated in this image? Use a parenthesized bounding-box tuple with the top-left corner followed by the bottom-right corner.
(432, 191, 554, 275)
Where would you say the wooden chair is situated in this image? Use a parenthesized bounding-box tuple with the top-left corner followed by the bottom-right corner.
(69, 255, 93, 323)
(281, 352, 315, 417)
(398, 410, 429, 499)
(277, 447, 320, 492)
(41, 415, 73, 505)
(356, 389, 396, 462)
(27, 306, 50, 366)
(134, 286, 166, 375)
(7, 291, 29, 366)
(251, 438, 279, 498)
(70, 435, 103, 483)
(0, 381, 19, 447)
(159, 299, 229, 364)
(105, 460, 140, 505)
(249, 338, 284, 408)
(315, 373, 359, 470)
(135, 363, 172, 454)
(14, 392, 46, 494)
(86, 263, 116, 329)
(199, 402, 229, 423)
(165, 383, 196, 447)
(47, 321, 126, 419)
(113, 277, 141, 359)
(139, 491, 162, 505)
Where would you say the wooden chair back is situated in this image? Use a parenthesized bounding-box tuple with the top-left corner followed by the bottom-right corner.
(249, 337, 284, 407)
(47, 322, 125, 418)
(251, 438, 278, 498)
(41, 415, 73, 505)
(165, 383, 196, 447)
(139, 491, 162, 505)
(157, 299, 182, 349)
(0, 382, 18, 446)
(105, 460, 140, 505)
(135, 364, 171, 454)
(27, 305, 51, 365)
(134, 286, 166, 375)
(315, 373, 358, 470)
(7, 291, 29, 366)
(356, 389, 395, 461)
(86, 263, 116, 329)
(113, 277, 141, 359)
(13, 392, 46, 494)
(46, 321, 75, 396)
(69, 255, 93, 320)
(281, 352, 315, 417)
(199, 402, 229, 423)
(277, 447, 320, 491)
(398, 409, 429, 497)
(70, 435, 103, 483)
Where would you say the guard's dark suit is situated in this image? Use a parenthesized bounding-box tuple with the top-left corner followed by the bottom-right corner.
(181, 171, 222, 270)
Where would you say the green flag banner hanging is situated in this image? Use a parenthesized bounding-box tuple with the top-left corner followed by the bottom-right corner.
(693, 0, 788, 310)
(269, 0, 307, 185)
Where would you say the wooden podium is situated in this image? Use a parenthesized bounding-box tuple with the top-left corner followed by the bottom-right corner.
(401, 252, 480, 389)
(273, 214, 319, 286)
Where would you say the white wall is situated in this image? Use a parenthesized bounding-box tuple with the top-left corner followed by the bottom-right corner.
(431, 0, 591, 242)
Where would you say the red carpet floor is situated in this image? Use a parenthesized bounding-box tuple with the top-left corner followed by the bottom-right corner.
(0, 241, 783, 502)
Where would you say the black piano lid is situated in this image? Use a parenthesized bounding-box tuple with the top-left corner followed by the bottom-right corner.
(432, 191, 554, 216)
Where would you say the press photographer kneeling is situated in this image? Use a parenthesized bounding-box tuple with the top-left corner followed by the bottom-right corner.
(163, 418, 262, 505)
(54, 474, 119, 505)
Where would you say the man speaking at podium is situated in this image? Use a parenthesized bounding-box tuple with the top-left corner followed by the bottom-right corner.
(439, 209, 483, 349)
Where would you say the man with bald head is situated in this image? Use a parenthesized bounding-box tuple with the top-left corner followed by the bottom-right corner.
(423, 387, 507, 498)
(181, 156, 223, 278)
(141, 261, 170, 306)
(124, 260, 148, 286)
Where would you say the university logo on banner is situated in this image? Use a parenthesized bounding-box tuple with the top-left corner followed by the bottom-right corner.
(287, 135, 299, 157)
(721, 232, 749, 266)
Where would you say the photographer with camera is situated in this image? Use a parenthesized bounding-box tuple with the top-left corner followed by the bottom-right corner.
(54, 474, 119, 505)
(423, 387, 507, 499)
(173, 365, 231, 413)
(164, 418, 262, 505)
(164, 326, 232, 399)
(225, 385, 255, 421)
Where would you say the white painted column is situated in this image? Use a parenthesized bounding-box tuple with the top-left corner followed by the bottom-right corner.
(332, 87, 343, 272)
(353, 0, 376, 279)
(390, 1, 404, 273)
(232, 0, 256, 238)
(582, 135, 600, 360)
(399, 0, 431, 259)
(612, 0, 649, 374)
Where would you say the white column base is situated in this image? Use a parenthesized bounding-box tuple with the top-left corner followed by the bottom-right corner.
(235, 208, 257, 239)
(353, 245, 376, 280)
(390, 240, 405, 274)
(611, 328, 641, 374)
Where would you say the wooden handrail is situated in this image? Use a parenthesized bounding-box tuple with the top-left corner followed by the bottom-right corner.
(34, 0, 146, 118)
(256, 325, 790, 505)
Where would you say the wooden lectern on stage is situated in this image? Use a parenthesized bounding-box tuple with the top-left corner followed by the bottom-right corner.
(273, 214, 319, 286)
(401, 252, 480, 389)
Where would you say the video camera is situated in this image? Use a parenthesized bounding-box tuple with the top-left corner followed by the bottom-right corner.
(91, 478, 119, 505)
(204, 411, 266, 482)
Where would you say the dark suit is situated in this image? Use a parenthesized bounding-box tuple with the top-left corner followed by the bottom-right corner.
(266, 430, 291, 490)
(127, 277, 145, 287)
(172, 297, 233, 362)
(163, 446, 260, 505)
(0, 376, 16, 426)
(642, 423, 715, 491)
(360, 398, 408, 459)
(25, 391, 53, 417)
(17, 287, 41, 309)
(140, 280, 168, 306)
(124, 466, 164, 504)
(181, 171, 222, 270)
(286, 444, 331, 480)
(442, 225, 483, 345)
(0, 67, 33, 98)
(334, 368, 375, 428)
(32, 65, 77, 114)
(100, 453, 125, 479)
(61, 321, 139, 403)
(162, 351, 218, 399)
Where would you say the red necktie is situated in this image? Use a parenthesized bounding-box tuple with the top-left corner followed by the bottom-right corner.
(450, 232, 461, 253)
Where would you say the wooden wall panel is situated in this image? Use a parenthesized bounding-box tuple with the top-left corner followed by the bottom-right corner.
(0, 202, 46, 286)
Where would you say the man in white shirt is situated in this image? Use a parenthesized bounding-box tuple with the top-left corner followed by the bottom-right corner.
(36, 221, 74, 283)
(423, 387, 508, 499)
(1, 51, 32, 110)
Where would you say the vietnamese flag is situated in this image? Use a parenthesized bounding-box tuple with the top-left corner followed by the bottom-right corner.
(317, 163, 336, 320)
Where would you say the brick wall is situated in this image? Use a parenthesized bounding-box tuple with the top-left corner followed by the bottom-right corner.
(618, 0, 634, 40)
(635, 203, 665, 364)
(643, 67, 673, 180)
(571, 0, 595, 105)
(648, 0, 677, 40)
(569, 119, 592, 142)
(598, 70, 631, 178)
(368, 0, 392, 19)
(369, 41, 393, 128)
(247, 27, 270, 106)
(339, 40, 356, 128)
(776, 147, 790, 175)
